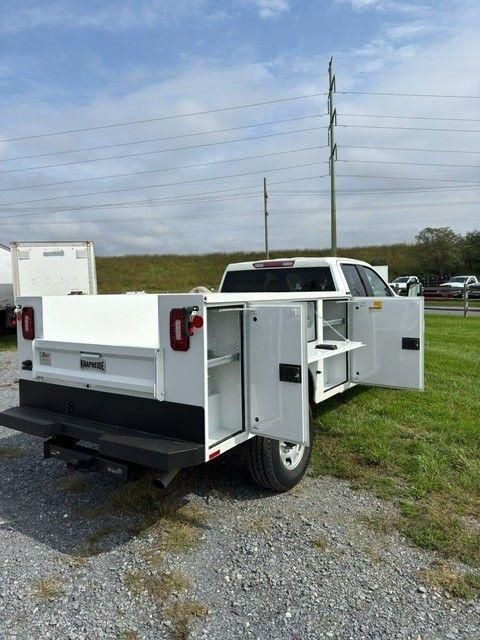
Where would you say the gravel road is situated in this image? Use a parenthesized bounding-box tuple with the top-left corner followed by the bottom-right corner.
(0, 351, 479, 640)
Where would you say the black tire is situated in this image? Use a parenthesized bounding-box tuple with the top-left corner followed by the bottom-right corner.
(0, 310, 6, 336)
(246, 409, 314, 492)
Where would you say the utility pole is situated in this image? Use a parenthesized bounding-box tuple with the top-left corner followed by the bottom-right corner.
(263, 177, 269, 258)
(328, 57, 338, 256)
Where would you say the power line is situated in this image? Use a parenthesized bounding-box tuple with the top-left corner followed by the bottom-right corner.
(0, 146, 324, 192)
(340, 112, 480, 123)
(272, 184, 480, 194)
(339, 124, 480, 133)
(0, 92, 327, 143)
(0, 114, 326, 164)
(0, 73, 322, 109)
(343, 144, 480, 155)
(339, 159, 480, 169)
(0, 200, 478, 227)
(336, 173, 480, 184)
(15, 216, 475, 244)
(1, 127, 328, 175)
(0, 162, 330, 207)
(0, 173, 328, 220)
(0, 200, 476, 228)
(339, 91, 480, 99)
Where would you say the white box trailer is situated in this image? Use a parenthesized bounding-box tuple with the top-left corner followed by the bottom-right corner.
(0, 245, 14, 333)
(0, 259, 424, 491)
(10, 241, 97, 299)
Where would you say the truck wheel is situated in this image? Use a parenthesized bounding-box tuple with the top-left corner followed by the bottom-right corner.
(246, 409, 314, 492)
(0, 311, 6, 336)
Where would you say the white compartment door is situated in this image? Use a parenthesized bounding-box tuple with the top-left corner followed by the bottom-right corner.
(246, 305, 309, 446)
(349, 297, 424, 390)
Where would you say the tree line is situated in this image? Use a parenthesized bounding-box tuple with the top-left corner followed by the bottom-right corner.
(414, 227, 480, 277)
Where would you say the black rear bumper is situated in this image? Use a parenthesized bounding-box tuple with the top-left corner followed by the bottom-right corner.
(0, 405, 204, 471)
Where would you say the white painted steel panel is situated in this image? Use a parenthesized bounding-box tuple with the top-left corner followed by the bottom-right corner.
(158, 294, 206, 409)
(40, 295, 159, 347)
(11, 241, 97, 299)
(350, 297, 424, 390)
(246, 304, 309, 447)
(32, 339, 158, 397)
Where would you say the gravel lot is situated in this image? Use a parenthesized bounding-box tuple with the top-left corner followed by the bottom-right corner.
(0, 351, 479, 640)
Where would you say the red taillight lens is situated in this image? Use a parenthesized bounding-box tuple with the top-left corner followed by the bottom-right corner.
(170, 308, 190, 351)
(21, 307, 35, 340)
(191, 314, 203, 329)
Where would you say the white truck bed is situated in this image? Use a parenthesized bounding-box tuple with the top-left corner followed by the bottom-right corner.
(1, 289, 423, 482)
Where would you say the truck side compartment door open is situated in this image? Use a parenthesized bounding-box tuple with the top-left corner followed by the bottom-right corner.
(349, 297, 424, 390)
(246, 304, 309, 447)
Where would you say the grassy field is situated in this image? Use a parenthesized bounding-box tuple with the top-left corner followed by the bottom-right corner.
(96, 243, 420, 293)
(311, 314, 480, 568)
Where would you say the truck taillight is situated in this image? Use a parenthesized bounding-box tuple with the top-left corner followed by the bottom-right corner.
(170, 306, 203, 351)
(21, 307, 35, 340)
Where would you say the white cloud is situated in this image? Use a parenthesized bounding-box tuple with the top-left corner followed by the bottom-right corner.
(0, 1, 207, 35)
(242, 0, 291, 19)
(336, 0, 429, 14)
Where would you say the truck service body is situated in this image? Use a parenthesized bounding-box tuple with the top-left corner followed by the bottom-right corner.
(0, 257, 424, 491)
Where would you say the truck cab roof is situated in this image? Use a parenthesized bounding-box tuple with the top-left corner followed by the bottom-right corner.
(222, 256, 371, 271)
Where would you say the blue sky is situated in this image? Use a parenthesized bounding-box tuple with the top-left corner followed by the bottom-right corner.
(0, 0, 478, 255)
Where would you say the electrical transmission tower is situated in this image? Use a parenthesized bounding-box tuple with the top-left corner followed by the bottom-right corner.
(328, 57, 338, 256)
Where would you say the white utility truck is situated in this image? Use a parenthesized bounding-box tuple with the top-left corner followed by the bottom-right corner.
(10, 241, 97, 299)
(0, 245, 14, 334)
(0, 241, 97, 335)
(0, 257, 424, 492)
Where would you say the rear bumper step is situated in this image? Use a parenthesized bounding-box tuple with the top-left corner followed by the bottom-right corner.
(0, 406, 204, 471)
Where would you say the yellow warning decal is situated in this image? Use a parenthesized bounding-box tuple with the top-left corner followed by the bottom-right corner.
(369, 300, 383, 311)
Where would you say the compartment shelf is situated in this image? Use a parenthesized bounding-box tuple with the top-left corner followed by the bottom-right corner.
(308, 340, 364, 362)
(207, 352, 240, 368)
(322, 318, 344, 327)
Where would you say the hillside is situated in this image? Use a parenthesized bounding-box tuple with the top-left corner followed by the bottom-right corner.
(96, 243, 421, 293)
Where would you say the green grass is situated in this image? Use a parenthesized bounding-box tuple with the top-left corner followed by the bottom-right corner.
(311, 314, 480, 567)
(425, 299, 480, 309)
(0, 334, 16, 351)
(95, 243, 421, 294)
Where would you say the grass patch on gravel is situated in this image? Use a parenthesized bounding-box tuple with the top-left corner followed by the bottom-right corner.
(310, 535, 328, 550)
(124, 569, 189, 600)
(33, 577, 66, 601)
(87, 474, 208, 563)
(311, 315, 480, 568)
(422, 562, 480, 600)
(164, 601, 208, 640)
(0, 334, 16, 351)
(59, 476, 89, 493)
(0, 445, 26, 459)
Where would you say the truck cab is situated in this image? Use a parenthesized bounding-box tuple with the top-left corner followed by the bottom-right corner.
(219, 256, 395, 298)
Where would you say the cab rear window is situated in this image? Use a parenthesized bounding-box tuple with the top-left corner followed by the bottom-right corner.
(221, 267, 336, 293)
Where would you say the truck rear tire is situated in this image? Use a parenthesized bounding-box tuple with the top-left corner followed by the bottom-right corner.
(246, 409, 314, 492)
(0, 310, 6, 336)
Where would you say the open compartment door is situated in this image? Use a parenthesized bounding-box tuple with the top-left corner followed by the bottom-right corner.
(246, 305, 309, 446)
(350, 297, 424, 390)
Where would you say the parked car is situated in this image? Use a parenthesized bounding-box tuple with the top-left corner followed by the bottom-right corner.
(439, 275, 479, 298)
(390, 276, 422, 296)
(467, 281, 480, 299)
